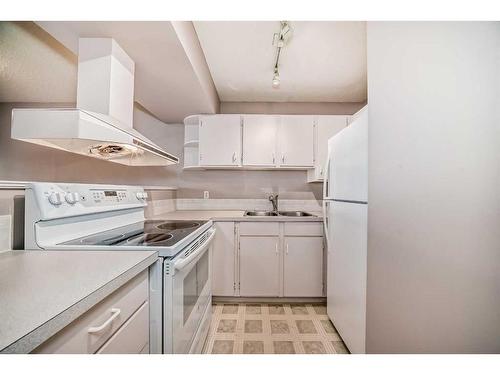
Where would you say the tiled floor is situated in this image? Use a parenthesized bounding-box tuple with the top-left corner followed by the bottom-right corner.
(203, 302, 350, 354)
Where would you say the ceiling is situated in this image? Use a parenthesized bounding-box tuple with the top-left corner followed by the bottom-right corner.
(1, 21, 367, 123)
(194, 21, 367, 102)
(36, 21, 219, 123)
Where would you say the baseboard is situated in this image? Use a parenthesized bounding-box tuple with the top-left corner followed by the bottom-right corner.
(213, 296, 326, 304)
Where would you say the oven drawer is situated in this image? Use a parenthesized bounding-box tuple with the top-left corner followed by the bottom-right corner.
(97, 301, 149, 354)
(33, 270, 148, 354)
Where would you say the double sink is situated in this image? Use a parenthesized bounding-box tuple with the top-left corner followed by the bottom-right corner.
(244, 210, 316, 217)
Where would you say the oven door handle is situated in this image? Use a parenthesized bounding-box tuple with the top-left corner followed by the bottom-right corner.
(173, 228, 216, 271)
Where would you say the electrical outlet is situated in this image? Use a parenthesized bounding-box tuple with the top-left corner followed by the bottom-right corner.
(203, 191, 209, 199)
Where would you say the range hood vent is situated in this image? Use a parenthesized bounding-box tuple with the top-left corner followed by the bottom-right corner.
(11, 38, 179, 166)
(11, 108, 178, 166)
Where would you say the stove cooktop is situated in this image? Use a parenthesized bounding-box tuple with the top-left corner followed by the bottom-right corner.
(61, 220, 207, 248)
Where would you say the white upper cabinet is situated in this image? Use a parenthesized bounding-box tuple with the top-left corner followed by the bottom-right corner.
(242, 115, 279, 167)
(199, 115, 241, 167)
(279, 115, 314, 167)
(307, 115, 348, 182)
(187, 113, 337, 171)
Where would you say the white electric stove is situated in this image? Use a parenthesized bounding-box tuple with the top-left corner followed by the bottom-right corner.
(24, 182, 216, 354)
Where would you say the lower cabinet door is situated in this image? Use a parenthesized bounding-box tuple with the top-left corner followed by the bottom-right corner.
(239, 236, 280, 297)
(283, 237, 324, 297)
(212, 222, 236, 296)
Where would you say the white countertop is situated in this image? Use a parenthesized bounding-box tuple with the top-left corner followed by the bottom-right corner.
(150, 210, 323, 222)
(0, 250, 157, 353)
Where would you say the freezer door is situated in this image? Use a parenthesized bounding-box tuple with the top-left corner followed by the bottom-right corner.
(327, 200, 367, 354)
(326, 107, 368, 202)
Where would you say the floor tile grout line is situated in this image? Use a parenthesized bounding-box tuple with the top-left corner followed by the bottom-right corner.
(204, 302, 344, 354)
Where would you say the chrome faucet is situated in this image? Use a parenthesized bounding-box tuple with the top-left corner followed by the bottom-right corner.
(269, 194, 279, 214)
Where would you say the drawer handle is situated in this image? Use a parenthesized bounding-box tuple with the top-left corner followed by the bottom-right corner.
(88, 308, 121, 333)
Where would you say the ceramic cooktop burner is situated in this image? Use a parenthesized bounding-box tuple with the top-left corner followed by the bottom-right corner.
(61, 219, 208, 248)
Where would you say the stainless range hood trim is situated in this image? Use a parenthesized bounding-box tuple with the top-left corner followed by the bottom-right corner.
(81, 109, 179, 163)
(133, 139, 179, 163)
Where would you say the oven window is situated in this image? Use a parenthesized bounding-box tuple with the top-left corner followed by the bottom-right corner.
(197, 251, 209, 296)
(182, 250, 210, 325)
(183, 265, 197, 324)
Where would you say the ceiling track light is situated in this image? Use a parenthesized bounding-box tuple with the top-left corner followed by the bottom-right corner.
(271, 21, 292, 89)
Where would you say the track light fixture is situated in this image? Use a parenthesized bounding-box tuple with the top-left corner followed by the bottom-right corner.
(271, 21, 292, 89)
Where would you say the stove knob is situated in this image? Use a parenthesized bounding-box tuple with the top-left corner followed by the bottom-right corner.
(136, 192, 143, 200)
(48, 192, 63, 206)
(142, 192, 148, 200)
(65, 192, 80, 204)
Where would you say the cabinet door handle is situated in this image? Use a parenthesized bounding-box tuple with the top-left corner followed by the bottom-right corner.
(286, 243, 289, 255)
(275, 242, 278, 254)
(88, 308, 121, 333)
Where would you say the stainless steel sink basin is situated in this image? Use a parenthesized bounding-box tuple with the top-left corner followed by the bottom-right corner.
(278, 211, 315, 217)
(244, 211, 278, 216)
(244, 210, 315, 217)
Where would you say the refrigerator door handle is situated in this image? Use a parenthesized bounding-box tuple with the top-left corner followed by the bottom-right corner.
(323, 152, 331, 200)
(322, 151, 331, 251)
(323, 200, 329, 251)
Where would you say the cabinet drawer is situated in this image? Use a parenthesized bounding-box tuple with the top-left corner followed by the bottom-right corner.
(239, 222, 279, 236)
(284, 222, 323, 236)
(97, 301, 149, 354)
(33, 270, 148, 354)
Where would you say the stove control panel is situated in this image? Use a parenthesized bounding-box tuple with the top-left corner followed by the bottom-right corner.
(27, 183, 148, 220)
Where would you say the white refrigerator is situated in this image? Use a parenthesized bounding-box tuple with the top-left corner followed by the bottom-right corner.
(323, 106, 368, 354)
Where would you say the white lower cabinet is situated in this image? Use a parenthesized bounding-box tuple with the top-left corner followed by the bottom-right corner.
(283, 236, 324, 297)
(212, 221, 324, 298)
(239, 236, 280, 297)
(212, 222, 236, 296)
(97, 301, 149, 354)
(33, 270, 150, 354)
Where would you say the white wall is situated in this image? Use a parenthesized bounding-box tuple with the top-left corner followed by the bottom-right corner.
(366, 22, 500, 353)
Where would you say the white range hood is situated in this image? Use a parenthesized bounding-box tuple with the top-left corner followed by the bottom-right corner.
(11, 38, 179, 166)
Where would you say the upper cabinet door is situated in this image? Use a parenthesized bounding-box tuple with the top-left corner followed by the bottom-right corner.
(242, 115, 279, 167)
(315, 116, 348, 179)
(199, 115, 241, 167)
(279, 115, 314, 167)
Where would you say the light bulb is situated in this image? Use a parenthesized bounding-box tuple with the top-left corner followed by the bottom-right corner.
(272, 73, 280, 89)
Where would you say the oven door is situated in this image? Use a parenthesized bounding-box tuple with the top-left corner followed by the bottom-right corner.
(169, 228, 215, 353)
